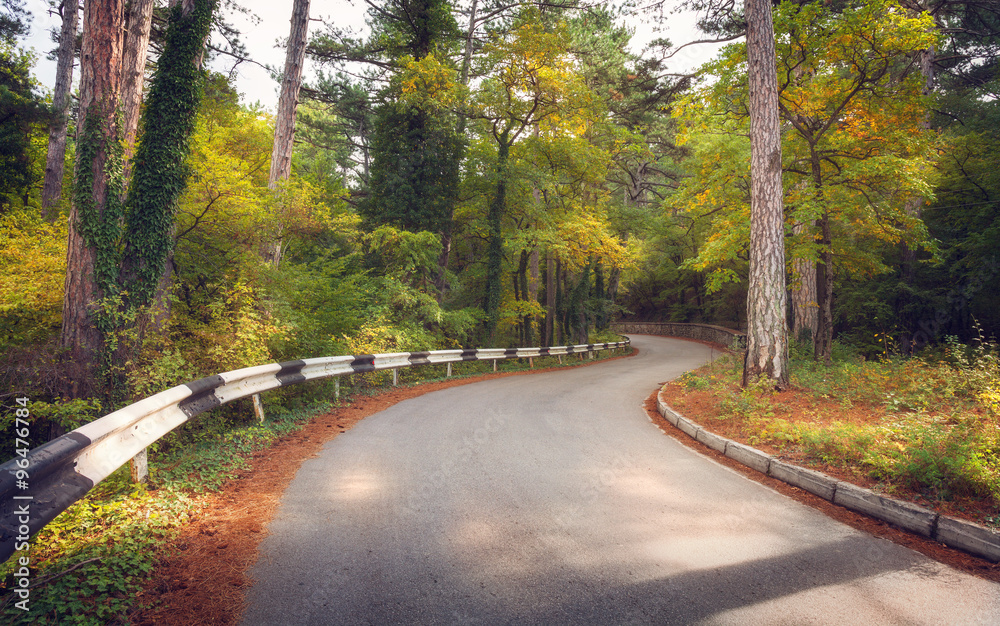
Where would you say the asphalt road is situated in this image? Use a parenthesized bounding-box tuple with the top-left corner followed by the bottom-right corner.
(242, 335, 1000, 625)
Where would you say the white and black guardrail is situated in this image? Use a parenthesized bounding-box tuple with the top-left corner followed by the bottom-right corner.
(0, 340, 629, 563)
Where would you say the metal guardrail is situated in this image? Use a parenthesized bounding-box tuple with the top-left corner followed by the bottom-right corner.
(0, 340, 629, 563)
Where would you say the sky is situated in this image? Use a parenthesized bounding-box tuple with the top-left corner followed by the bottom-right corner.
(20, 0, 725, 110)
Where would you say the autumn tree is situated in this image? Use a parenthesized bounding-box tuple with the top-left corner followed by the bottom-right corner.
(264, 0, 311, 266)
(774, 0, 938, 361)
(471, 8, 594, 342)
(675, 0, 938, 365)
(360, 0, 463, 237)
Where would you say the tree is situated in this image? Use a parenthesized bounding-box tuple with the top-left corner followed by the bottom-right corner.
(362, 59, 464, 236)
(0, 0, 29, 40)
(121, 0, 155, 182)
(773, 0, 937, 361)
(0, 41, 49, 213)
(41, 0, 79, 218)
(1, 0, 50, 213)
(743, 0, 788, 387)
(119, 0, 218, 318)
(264, 0, 311, 266)
(471, 8, 587, 343)
(356, 0, 463, 308)
(60, 0, 126, 396)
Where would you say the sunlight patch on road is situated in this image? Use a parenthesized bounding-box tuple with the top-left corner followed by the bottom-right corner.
(328, 472, 382, 500)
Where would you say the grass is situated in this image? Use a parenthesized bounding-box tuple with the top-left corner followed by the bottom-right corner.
(0, 344, 630, 624)
(670, 338, 1000, 527)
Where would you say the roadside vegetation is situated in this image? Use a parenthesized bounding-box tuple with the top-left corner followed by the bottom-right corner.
(665, 337, 1000, 527)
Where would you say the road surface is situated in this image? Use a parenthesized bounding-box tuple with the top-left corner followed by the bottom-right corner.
(242, 335, 1000, 624)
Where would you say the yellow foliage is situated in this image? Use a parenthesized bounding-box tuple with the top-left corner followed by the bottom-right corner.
(398, 54, 461, 109)
(0, 210, 66, 346)
(197, 281, 290, 372)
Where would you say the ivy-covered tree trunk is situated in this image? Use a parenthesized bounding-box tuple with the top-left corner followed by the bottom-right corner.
(515, 249, 533, 346)
(743, 0, 790, 388)
(555, 258, 564, 345)
(594, 259, 608, 331)
(41, 0, 78, 219)
(119, 0, 217, 325)
(432, 0, 478, 301)
(528, 247, 539, 345)
(60, 0, 126, 397)
(265, 0, 311, 266)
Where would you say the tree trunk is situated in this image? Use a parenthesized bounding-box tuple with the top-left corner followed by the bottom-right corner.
(790, 253, 818, 342)
(433, 227, 452, 303)
(121, 0, 155, 183)
(41, 0, 79, 219)
(265, 0, 311, 266)
(543, 251, 555, 346)
(743, 0, 789, 388)
(517, 249, 531, 345)
(61, 0, 126, 396)
(899, 44, 935, 353)
(528, 247, 538, 346)
(484, 135, 509, 344)
(554, 258, 563, 345)
(814, 213, 834, 363)
(119, 0, 216, 323)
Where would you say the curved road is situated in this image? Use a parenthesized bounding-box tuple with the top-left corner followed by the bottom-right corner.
(242, 335, 1000, 624)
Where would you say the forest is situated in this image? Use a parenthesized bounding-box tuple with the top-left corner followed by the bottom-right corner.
(2, 0, 1000, 620)
(0, 0, 998, 447)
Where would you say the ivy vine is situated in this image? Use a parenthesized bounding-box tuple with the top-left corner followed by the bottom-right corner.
(120, 0, 217, 311)
(73, 102, 125, 303)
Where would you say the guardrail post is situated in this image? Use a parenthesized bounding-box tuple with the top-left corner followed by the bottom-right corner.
(392, 368, 398, 386)
(493, 359, 497, 372)
(447, 363, 452, 377)
(335, 377, 340, 401)
(529, 357, 533, 369)
(130, 449, 148, 483)
(252, 393, 265, 423)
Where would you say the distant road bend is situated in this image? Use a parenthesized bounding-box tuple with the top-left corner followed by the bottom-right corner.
(242, 335, 1000, 625)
